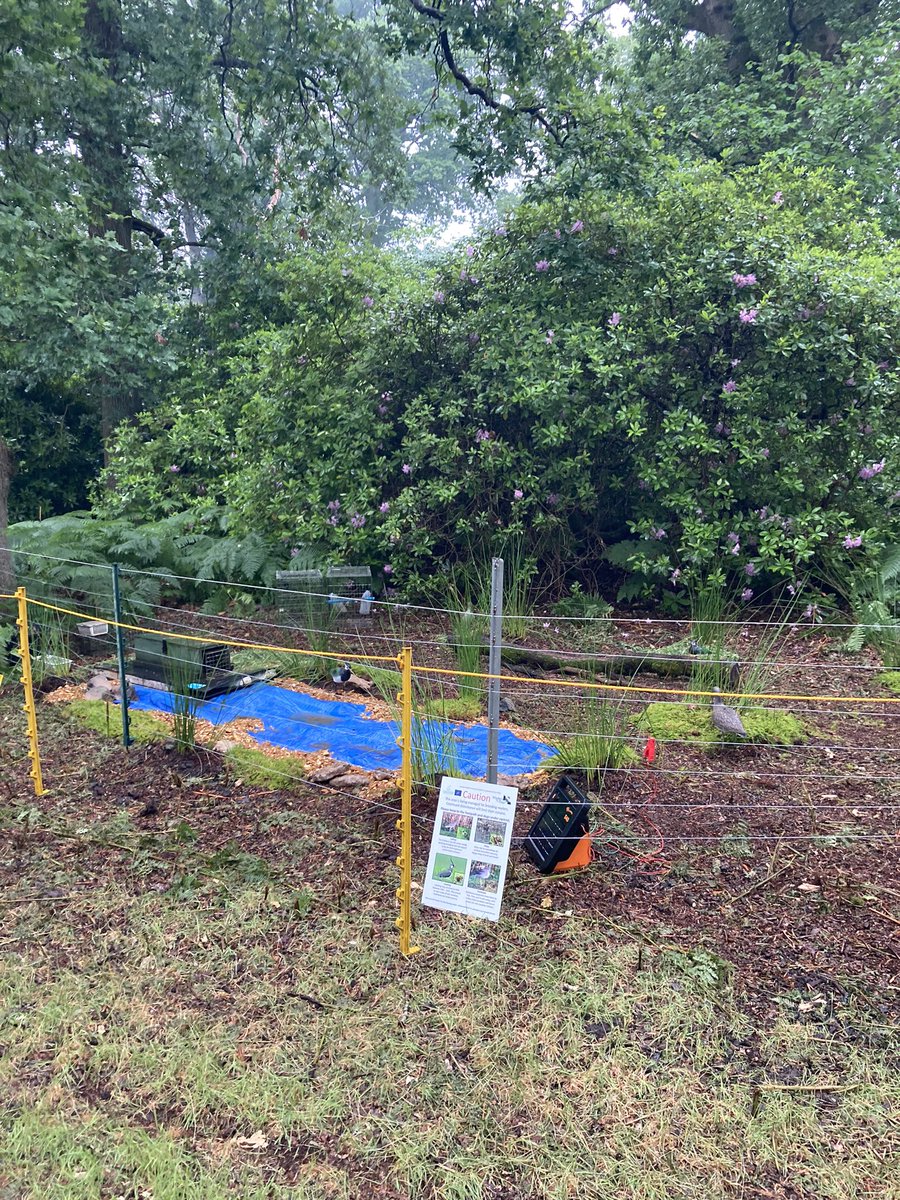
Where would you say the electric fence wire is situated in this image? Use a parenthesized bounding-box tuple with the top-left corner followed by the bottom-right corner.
(15, 596, 900, 752)
(62, 627, 900, 760)
(8, 545, 896, 630)
(114, 599, 896, 671)
(408, 670, 900, 712)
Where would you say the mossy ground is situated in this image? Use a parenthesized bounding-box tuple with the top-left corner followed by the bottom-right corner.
(224, 744, 305, 789)
(423, 695, 482, 721)
(64, 698, 170, 744)
(639, 701, 806, 746)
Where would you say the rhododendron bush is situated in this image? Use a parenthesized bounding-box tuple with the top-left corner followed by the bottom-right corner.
(101, 160, 898, 597)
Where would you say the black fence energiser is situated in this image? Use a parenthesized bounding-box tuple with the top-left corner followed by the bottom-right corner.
(523, 774, 593, 874)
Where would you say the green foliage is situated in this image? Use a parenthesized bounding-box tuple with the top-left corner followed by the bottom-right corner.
(101, 160, 899, 599)
(877, 671, 900, 694)
(821, 544, 900, 667)
(164, 654, 201, 753)
(448, 607, 485, 710)
(627, 18, 900, 234)
(64, 699, 169, 745)
(546, 696, 638, 785)
(411, 713, 461, 787)
(553, 584, 613, 619)
(640, 702, 807, 747)
(8, 508, 284, 614)
(0, 624, 17, 672)
(4, 385, 102, 523)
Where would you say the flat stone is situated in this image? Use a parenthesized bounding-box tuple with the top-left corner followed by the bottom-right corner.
(328, 773, 369, 790)
(499, 695, 517, 714)
(307, 760, 353, 784)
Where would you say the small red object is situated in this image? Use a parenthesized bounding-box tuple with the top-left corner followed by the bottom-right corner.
(643, 737, 656, 764)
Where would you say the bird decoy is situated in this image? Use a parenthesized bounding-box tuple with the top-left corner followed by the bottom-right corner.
(711, 687, 748, 740)
(689, 639, 712, 655)
(728, 659, 741, 689)
(332, 663, 352, 684)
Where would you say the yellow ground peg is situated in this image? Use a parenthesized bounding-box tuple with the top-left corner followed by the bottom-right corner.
(15, 587, 45, 796)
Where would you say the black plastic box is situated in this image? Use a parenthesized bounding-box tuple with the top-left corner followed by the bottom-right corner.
(523, 775, 592, 874)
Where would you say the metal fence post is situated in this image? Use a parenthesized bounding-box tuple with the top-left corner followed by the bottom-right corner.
(395, 646, 420, 956)
(111, 564, 132, 747)
(16, 587, 45, 796)
(486, 556, 504, 784)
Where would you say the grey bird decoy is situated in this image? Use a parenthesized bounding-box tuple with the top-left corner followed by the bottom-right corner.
(728, 659, 741, 688)
(711, 687, 748, 740)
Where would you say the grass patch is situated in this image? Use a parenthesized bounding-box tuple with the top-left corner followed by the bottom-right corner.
(224, 745, 306, 789)
(423, 696, 482, 721)
(64, 698, 170, 744)
(2, 856, 896, 1200)
(545, 695, 638, 786)
(876, 670, 900, 693)
(639, 701, 807, 746)
(1, 733, 897, 1200)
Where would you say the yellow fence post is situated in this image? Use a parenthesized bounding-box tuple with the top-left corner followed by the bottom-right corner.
(16, 587, 45, 797)
(395, 646, 420, 956)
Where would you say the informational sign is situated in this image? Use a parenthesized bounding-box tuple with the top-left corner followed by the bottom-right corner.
(421, 776, 518, 922)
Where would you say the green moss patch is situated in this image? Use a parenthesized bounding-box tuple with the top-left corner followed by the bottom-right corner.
(424, 696, 482, 721)
(64, 699, 170, 744)
(639, 701, 806, 746)
(876, 671, 900, 694)
(224, 745, 305, 789)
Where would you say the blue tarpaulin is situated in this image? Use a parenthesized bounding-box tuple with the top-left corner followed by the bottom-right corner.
(130, 681, 552, 777)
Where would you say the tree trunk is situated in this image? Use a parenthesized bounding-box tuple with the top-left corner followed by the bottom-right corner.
(0, 436, 17, 595)
(80, 0, 136, 448)
(681, 0, 856, 77)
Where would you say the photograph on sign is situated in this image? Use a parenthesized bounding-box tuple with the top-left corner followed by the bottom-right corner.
(421, 776, 517, 922)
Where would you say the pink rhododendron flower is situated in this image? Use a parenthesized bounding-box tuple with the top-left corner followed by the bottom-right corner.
(859, 460, 885, 480)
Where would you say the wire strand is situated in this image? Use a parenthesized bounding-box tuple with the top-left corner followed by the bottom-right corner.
(10, 546, 896, 630)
